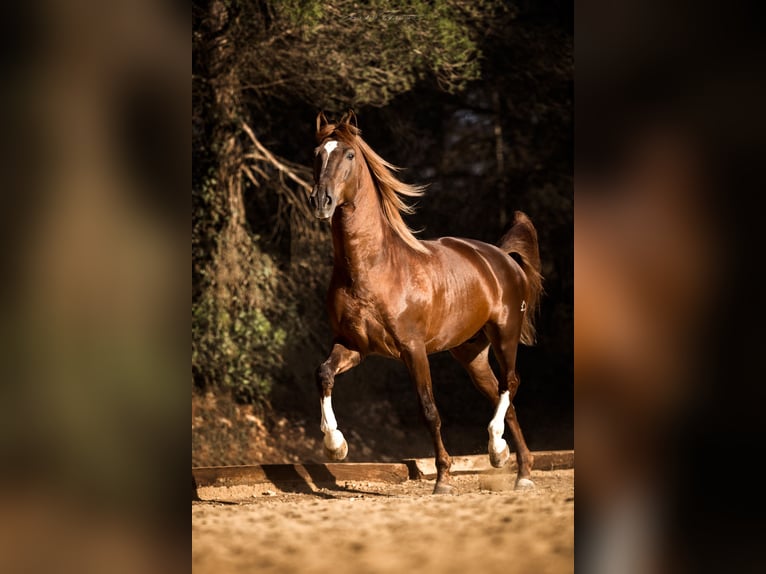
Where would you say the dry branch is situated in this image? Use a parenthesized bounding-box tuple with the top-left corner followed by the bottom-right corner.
(240, 121, 312, 192)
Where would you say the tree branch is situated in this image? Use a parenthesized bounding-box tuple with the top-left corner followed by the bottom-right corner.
(240, 121, 313, 192)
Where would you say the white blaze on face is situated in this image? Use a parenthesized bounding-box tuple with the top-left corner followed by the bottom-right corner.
(488, 390, 511, 453)
(321, 140, 339, 172)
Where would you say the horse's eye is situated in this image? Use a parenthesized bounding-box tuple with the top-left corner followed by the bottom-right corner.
(346, 152, 355, 160)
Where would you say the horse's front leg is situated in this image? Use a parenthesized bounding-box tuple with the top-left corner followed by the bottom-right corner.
(401, 343, 454, 495)
(316, 342, 361, 461)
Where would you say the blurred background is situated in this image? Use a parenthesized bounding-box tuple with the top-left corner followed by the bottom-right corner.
(191, 0, 573, 467)
(1, 0, 188, 572)
(577, 1, 766, 573)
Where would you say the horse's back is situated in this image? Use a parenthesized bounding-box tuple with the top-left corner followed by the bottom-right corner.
(425, 236, 526, 295)
(414, 236, 527, 351)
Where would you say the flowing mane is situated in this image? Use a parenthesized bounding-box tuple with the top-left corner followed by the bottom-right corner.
(316, 121, 429, 254)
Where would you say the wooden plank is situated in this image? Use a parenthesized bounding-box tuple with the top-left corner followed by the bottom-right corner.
(532, 450, 575, 471)
(191, 451, 574, 500)
(404, 450, 574, 480)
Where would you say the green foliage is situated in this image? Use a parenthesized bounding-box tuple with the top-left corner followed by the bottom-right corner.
(191, 166, 292, 406)
(192, 289, 286, 404)
(232, 0, 497, 109)
(273, 0, 324, 27)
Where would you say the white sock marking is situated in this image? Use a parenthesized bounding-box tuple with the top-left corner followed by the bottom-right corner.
(320, 396, 337, 433)
(488, 391, 510, 453)
(320, 396, 346, 450)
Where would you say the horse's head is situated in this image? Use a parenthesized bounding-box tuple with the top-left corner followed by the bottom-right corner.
(310, 111, 362, 220)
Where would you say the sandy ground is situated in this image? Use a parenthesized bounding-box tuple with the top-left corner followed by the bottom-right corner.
(192, 468, 574, 574)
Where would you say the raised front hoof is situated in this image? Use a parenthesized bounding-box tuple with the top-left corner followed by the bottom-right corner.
(433, 482, 457, 495)
(489, 443, 511, 469)
(514, 477, 535, 490)
(323, 440, 348, 461)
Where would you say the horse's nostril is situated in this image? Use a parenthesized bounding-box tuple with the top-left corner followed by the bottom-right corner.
(309, 195, 317, 209)
(324, 195, 332, 207)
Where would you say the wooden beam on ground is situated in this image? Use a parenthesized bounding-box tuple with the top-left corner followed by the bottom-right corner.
(403, 450, 574, 480)
(192, 451, 574, 500)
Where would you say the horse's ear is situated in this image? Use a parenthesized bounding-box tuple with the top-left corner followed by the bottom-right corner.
(316, 111, 329, 132)
(339, 109, 357, 127)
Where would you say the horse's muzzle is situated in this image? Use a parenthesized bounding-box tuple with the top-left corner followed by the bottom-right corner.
(310, 186, 336, 220)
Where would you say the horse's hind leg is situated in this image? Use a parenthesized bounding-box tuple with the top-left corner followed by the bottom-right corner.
(482, 326, 536, 489)
(500, 371, 535, 489)
(316, 342, 361, 461)
(450, 335, 510, 469)
(402, 342, 454, 495)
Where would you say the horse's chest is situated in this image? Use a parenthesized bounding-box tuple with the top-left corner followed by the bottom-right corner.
(329, 290, 398, 356)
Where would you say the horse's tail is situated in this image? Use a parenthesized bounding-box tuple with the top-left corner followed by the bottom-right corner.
(499, 211, 543, 346)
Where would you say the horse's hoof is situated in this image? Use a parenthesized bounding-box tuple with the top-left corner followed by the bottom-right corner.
(515, 477, 535, 490)
(323, 439, 348, 461)
(323, 430, 348, 461)
(489, 442, 511, 468)
(433, 482, 457, 495)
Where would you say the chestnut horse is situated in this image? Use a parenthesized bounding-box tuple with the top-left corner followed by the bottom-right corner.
(309, 111, 543, 494)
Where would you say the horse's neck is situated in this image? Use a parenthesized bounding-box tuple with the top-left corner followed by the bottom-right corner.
(330, 177, 396, 282)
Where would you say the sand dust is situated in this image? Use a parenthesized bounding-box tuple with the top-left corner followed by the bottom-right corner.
(192, 468, 573, 574)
